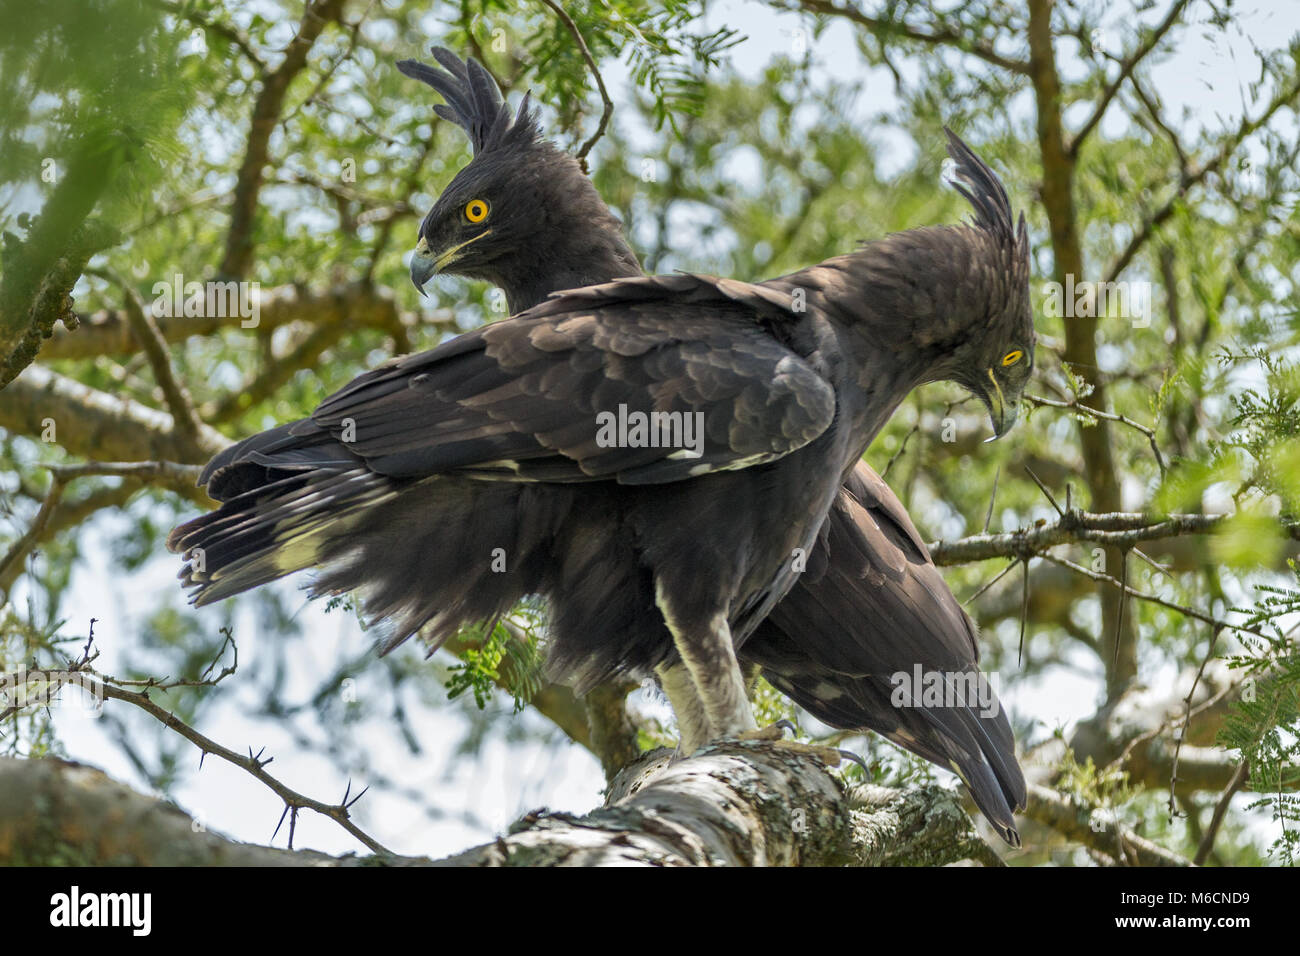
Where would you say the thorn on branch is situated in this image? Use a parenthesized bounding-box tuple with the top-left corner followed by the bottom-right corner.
(1018, 557, 1031, 666)
(1113, 549, 1130, 670)
(1024, 465, 1064, 517)
(984, 465, 1001, 534)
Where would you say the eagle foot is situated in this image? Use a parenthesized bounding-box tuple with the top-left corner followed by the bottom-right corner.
(734, 719, 797, 743)
(732, 722, 842, 766)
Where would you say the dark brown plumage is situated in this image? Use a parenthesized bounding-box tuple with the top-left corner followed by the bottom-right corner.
(398, 50, 640, 313)
(169, 50, 1033, 845)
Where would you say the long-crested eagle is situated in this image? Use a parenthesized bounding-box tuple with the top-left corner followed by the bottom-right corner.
(168, 49, 1034, 846)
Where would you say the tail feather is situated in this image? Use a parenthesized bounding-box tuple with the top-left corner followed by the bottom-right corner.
(168, 422, 553, 658)
(901, 692, 1027, 847)
(168, 419, 404, 606)
(766, 668, 1026, 846)
(170, 467, 399, 605)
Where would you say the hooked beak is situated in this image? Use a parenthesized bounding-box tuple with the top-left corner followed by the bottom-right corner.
(982, 368, 1018, 442)
(410, 236, 437, 294)
(409, 230, 493, 296)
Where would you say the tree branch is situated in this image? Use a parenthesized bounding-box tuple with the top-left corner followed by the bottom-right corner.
(780, 0, 1031, 74)
(1194, 760, 1248, 865)
(929, 510, 1231, 564)
(1026, 393, 1167, 474)
(582, 680, 642, 783)
(0, 476, 64, 597)
(150, 0, 267, 73)
(0, 743, 1001, 866)
(1027, 0, 1135, 695)
(38, 281, 444, 361)
(97, 269, 208, 456)
(0, 484, 135, 596)
(1103, 66, 1300, 284)
(0, 364, 228, 464)
(538, 0, 614, 171)
(201, 320, 349, 424)
(220, 0, 347, 278)
(1067, 0, 1191, 157)
(1023, 783, 1192, 865)
(443, 742, 1002, 866)
(0, 756, 346, 866)
(1, 662, 391, 855)
(45, 460, 204, 490)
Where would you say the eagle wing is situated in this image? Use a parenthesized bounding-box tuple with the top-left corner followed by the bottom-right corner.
(297, 295, 834, 486)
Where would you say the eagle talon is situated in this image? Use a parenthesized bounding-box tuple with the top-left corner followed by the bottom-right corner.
(773, 718, 798, 738)
(836, 748, 871, 774)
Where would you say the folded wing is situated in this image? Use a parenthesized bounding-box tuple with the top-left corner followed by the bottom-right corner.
(299, 296, 835, 486)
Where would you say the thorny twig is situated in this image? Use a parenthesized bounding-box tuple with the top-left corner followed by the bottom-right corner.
(538, 0, 614, 171)
(1194, 760, 1249, 865)
(0, 627, 391, 855)
(1026, 393, 1168, 475)
(1169, 626, 1223, 819)
(1039, 551, 1270, 642)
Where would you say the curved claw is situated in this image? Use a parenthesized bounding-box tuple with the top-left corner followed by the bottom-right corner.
(772, 718, 799, 738)
(837, 749, 871, 774)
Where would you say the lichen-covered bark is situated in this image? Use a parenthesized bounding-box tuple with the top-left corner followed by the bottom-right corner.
(434, 742, 1002, 866)
(0, 745, 1001, 867)
(0, 756, 331, 866)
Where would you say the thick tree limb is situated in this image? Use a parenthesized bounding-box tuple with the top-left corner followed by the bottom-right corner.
(45, 460, 204, 487)
(443, 742, 1001, 866)
(582, 680, 643, 783)
(3, 631, 1000, 867)
(0, 756, 341, 866)
(1027, 0, 1134, 695)
(929, 510, 1231, 564)
(0, 364, 228, 464)
(40, 283, 431, 361)
(40, 281, 440, 361)
(0, 744, 1000, 866)
(1023, 782, 1192, 866)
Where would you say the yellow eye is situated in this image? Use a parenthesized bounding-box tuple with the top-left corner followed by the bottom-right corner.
(1001, 350, 1023, 367)
(464, 199, 489, 224)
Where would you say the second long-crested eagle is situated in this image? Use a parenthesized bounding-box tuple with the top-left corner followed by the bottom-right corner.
(169, 50, 1034, 845)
